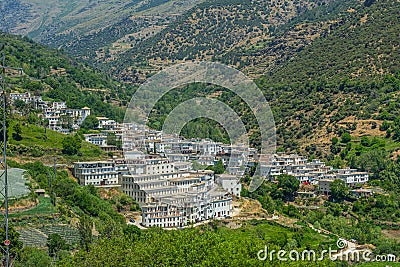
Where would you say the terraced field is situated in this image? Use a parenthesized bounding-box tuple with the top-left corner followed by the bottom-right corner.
(17, 224, 80, 247)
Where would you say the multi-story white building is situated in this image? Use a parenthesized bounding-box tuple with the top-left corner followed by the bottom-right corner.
(122, 170, 214, 204)
(335, 169, 369, 186)
(74, 161, 119, 187)
(192, 140, 222, 155)
(117, 158, 176, 176)
(165, 153, 191, 163)
(274, 153, 308, 166)
(196, 155, 216, 166)
(10, 92, 45, 108)
(84, 134, 108, 146)
(96, 117, 117, 130)
(318, 169, 369, 196)
(141, 190, 232, 228)
(122, 166, 232, 228)
(216, 174, 242, 197)
(41, 102, 91, 133)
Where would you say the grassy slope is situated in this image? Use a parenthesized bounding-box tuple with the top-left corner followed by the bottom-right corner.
(9, 197, 54, 218)
(8, 120, 107, 164)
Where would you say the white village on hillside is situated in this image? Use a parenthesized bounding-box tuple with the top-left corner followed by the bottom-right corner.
(74, 123, 370, 228)
(11, 91, 370, 228)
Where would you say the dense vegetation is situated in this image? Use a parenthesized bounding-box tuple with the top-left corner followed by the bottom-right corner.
(1, 0, 400, 266)
(142, 0, 400, 154)
(59, 221, 339, 267)
(1, 32, 131, 122)
(112, 0, 334, 82)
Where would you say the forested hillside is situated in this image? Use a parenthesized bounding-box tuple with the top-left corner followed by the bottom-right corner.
(1, 1, 400, 266)
(111, 0, 335, 82)
(0, 0, 202, 67)
(4, 0, 394, 160)
(263, 0, 399, 83)
(0, 33, 131, 121)
(143, 0, 400, 159)
(258, 0, 400, 154)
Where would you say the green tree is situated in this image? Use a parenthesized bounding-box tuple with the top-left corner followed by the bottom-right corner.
(330, 179, 348, 202)
(360, 136, 371, 147)
(212, 159, 225, 174)
(62, 134, 82, 155)
(14, 99, 26, 111)
(12, 123, 22, 141)
(106, 133, 121, 149)
(28, 113, 40, 125)
(329, 156, 346, 169)
(277, 174, 300, 202)
(78, 215, 93, 252)
(331, 137, 339, 145)
(379, 121, 390, 131)
(47, 233, 68, 256)
(123, 225, 142, 242)
(14, 247, 51, 267)
(356, 149, 389, 179)
(81, 115, 99, 130)
(0, 225, 23, 257)
(60, 114, 73, 130)
(340, 132, 352, 143)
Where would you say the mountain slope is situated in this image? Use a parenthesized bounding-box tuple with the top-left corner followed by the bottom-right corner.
(141, 0, 400, 158)
(257, 0, 400, 155)
(109, 0, 335, 82)
(0, 32, 131, 121)
(0, 0, 202, 65)
(263, 0, 400, 84)
(3, 0, 400, 159)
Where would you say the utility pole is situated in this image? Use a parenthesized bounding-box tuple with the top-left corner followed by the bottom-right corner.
(52, 158, 56, 206)
(0, 42, 22, 267)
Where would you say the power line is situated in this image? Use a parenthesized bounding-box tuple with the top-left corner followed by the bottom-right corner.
(0, 43, 22, 267)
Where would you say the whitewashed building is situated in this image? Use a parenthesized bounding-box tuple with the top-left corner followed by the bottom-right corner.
(216, 174, 242, 197)
(335, 169, 369, 186)
(74, 161, 119, 187)
(84, 134, 108, 146)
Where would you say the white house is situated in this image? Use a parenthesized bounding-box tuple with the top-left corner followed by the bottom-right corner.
(335, 169, 369, 186)
(74, 161, 119, 187)
(216, 174, 241, 197)
(84, 134, 107, 146)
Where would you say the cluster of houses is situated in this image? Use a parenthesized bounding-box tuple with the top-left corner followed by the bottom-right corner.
(259, 153, 370, 194)
(74, 156, 238, 228)
(10, 92, 92, 134)
(11, 92, 372, 227)
(71, 123, 370, 228)
(10, 92, 119, 137)
(122, 123, 257, 176)
(11, 90, 373, 228)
